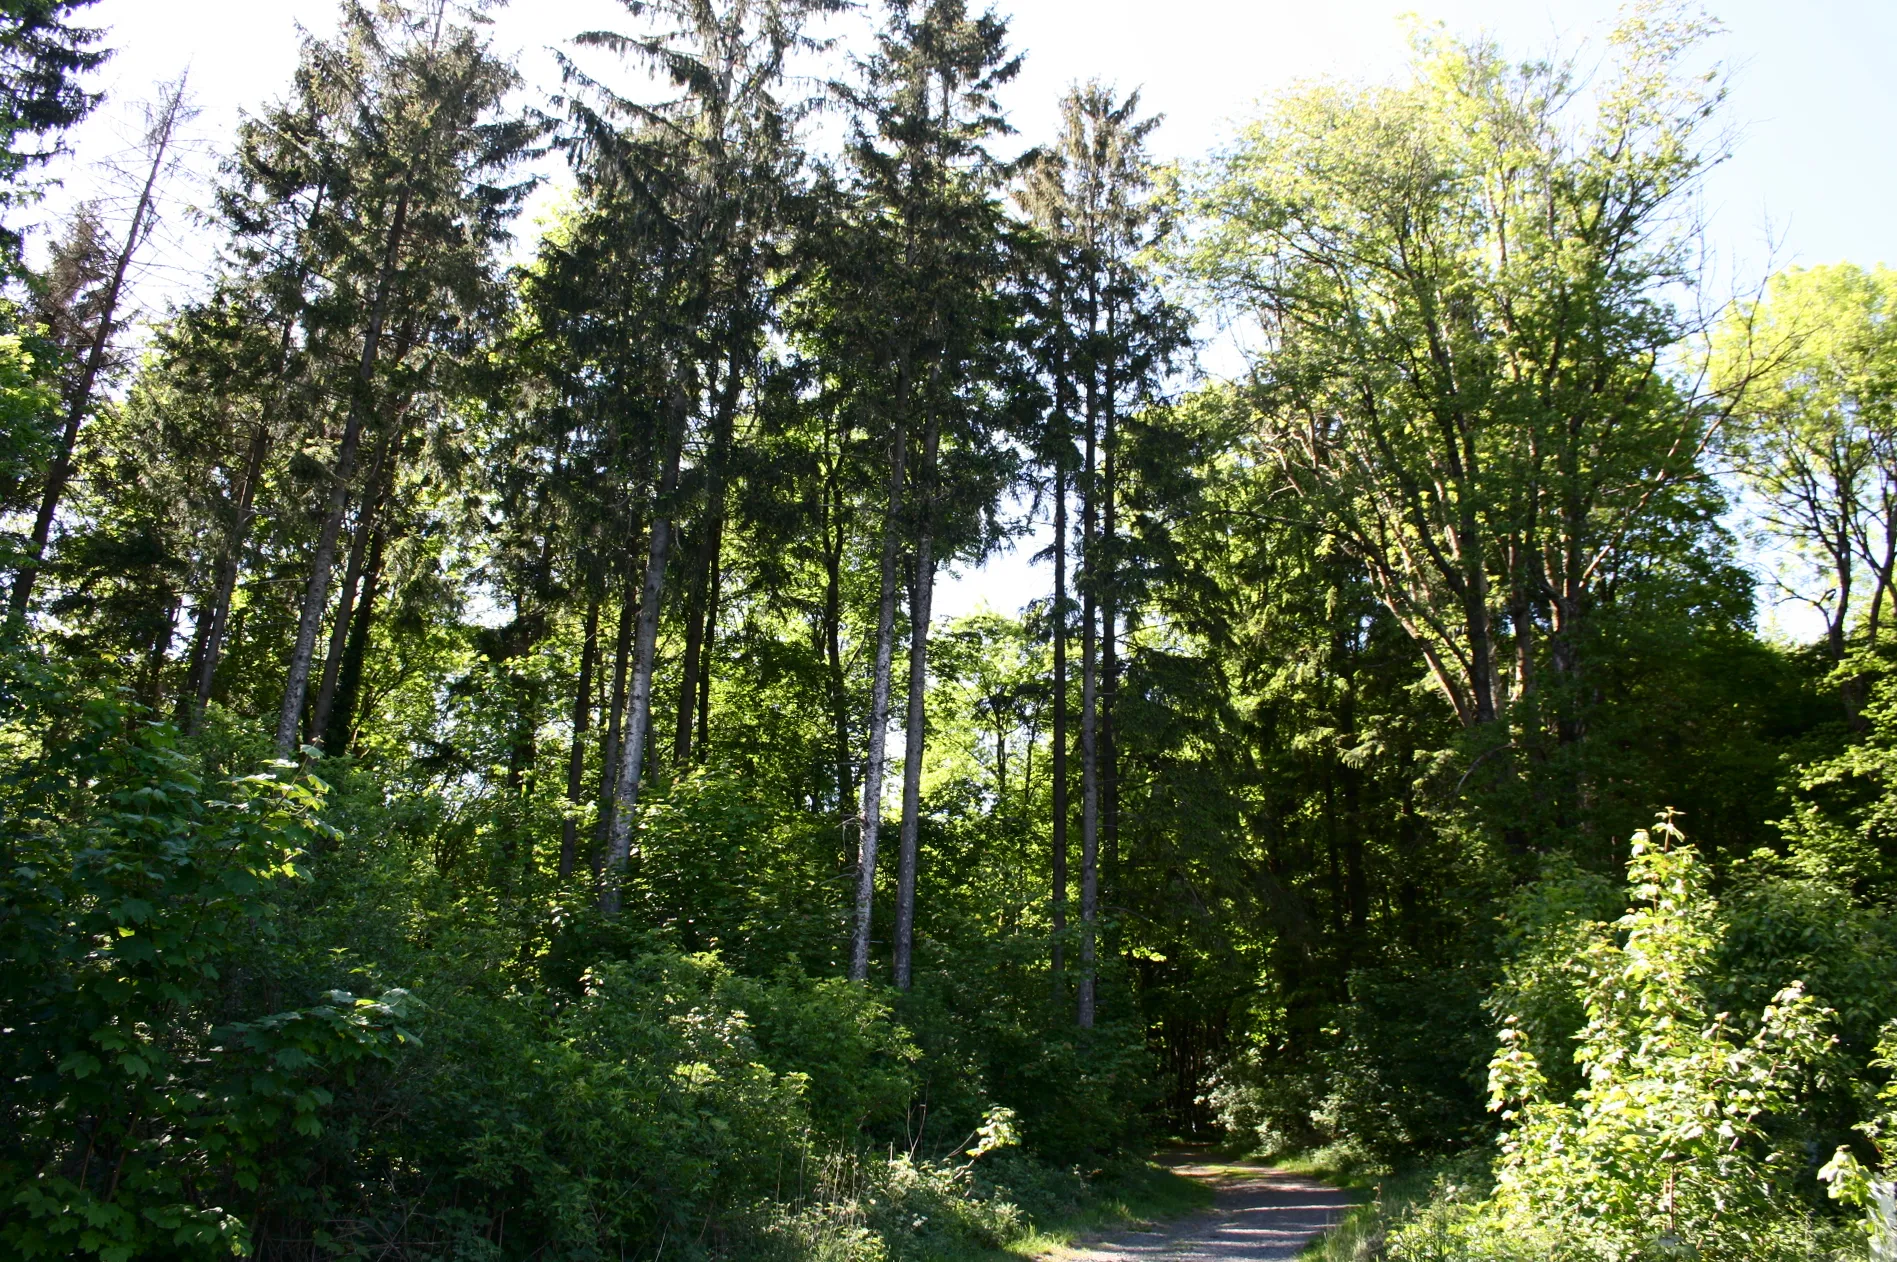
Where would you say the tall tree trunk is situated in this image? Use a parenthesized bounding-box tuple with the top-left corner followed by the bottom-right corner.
(594, 575, 636, 877)
(1078, 580, 1100, 1026)
(141, 595, 180, 706)
(673, 356, 741, 763)
(601, 375, 692, 912)
(321, 521, 386, 756)
(823, 443, 854, 837)
(562, 591, 601, 880)
(673, 528, 712, 762)
(849, 414, 908, 982)
(189, 181, 326, 732)
(309, 333, 418, 748)
(503, 601, 545, 799)
(892, 407, 942, 992)
(274, 183, 412, 757)
(696, 526, 720, 755)
(1051, 438, 1069, 976)
(309, 468, 385, 748)
(9, 83, 184, 623)
(1101, 311, 1120, 910)
(183, 419, 269, 732)
(1078, 340, 1101, 1029)
(177, 590, 213, 723)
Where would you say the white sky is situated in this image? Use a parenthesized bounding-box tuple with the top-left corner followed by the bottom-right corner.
(34, 0, 1897, 635)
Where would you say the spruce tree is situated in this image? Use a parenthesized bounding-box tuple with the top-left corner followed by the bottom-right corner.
(265, 0, 528, 757)
(833, 0, 1018, 987)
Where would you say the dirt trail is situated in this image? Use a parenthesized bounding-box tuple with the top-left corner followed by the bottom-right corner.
(1051, 1159, 1356, 1261)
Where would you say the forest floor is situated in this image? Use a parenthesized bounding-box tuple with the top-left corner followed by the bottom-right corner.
(1033, 1154, 1356, 1260)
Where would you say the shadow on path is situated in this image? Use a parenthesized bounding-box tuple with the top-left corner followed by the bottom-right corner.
(1055, 1158, 1356, 1261)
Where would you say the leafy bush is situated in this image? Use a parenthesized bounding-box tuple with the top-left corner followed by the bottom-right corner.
(1205, 961, 1490, 1164)
(0, 651, 413, 1260)
(1819, 1023, 1897, 1258)
(1389, 815, 1854, 1261)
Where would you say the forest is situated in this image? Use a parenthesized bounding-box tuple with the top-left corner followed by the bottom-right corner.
(3, 0, 1897, 1258)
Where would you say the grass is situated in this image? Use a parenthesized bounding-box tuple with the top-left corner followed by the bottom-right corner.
(996, 1156, 1217, 1259)
(1291, 1165, 1433, 1261)
(1266, 1147, 1490, 1262)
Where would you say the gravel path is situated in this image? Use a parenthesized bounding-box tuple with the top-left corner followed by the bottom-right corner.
(1053, 1160, 1356, 1261)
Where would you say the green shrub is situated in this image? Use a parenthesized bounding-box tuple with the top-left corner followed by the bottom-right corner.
(1389, 814, 1854, 1261)
(0, 652, 413, 1260)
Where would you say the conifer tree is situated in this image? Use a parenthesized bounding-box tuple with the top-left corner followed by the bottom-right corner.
(266, 0, 528, 757)
(835, 0, 1018, 987)
(1024, 81, 1177, 1025)
(0, 0, 107, 265)
(7, 76, 187, 624)
(560, 0, 828, 911)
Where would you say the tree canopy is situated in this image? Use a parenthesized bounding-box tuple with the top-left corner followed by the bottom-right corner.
(1, 3, 1895, 1260)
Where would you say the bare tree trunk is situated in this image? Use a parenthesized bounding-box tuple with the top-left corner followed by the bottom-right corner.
(1101, 323, 1120, 908)
(594, 575, 636, 877)
(1051, 447, 1069, 977)
(9, 82, 185, 624)
(310, 331, 418, 748)
(177, 591, 213, 722)
(601, 378, 691, 912)
(562, 591, 600, 880)
(187, 179, 329, 731)
(673, 357, 741, 763)
(274, 184, 411, 757)
(1078, 362, 1100, 1030)
(184, 420, 269, 731)
(141, 595, 180, 706)
(849, 418, 908, 982)
(674, 533, 712, 762)
(697, 527, 720, 754)
(309, 458, 388, 748)
(824, 444, 854, 836)
(892, 409, 942, 992)
(322, 522, 386, 756)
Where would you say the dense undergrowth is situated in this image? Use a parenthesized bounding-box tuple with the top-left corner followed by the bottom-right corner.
(0, 643, 1173, 1260)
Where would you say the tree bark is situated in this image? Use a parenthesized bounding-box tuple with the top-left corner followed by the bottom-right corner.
(823, 440, 855, 837)
(674, 530, 712, 763)
(1078, 338, 1101, 1029)
(1078, 572, 1100, 1026)
(601, 375, 692, 912)
(274, 183, 411, 757)
(594, 575, 636, 877)
(183, 419, 269, 732)
(892, 408, 942, 992)
(697, 525, 720, 754)
(320, 522, 386, 756)
(1051, 431, 1069, 977)
(188, 180, 327, 733)
(562, 591, 600, 880)
(1101, 304, 1121, 909)
(849, 416, 908, 982)
(673, 356, 741, 763)
(309, 437, 393, 749)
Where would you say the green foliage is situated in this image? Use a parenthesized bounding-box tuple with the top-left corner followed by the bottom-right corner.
(1392, 816, 1853, 1261)
(1818, 1024, 1897, 1256)
(0, 647, 413, 1260)
(1711, 264, 1897, 658)
(0, 324, 56, 524)
(12, 3, 1897, 1259)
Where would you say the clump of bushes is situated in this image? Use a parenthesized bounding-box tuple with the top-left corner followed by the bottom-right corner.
(1383, 816, 1859, 1261)
(0, 647, 1159, 1260)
